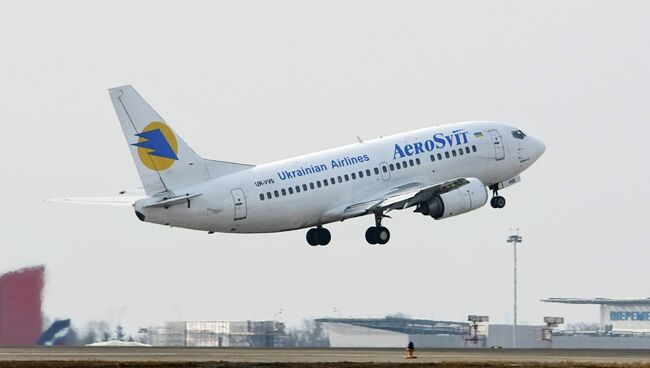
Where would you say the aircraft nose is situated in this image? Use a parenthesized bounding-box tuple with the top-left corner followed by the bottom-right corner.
(529, 136, 546, 160)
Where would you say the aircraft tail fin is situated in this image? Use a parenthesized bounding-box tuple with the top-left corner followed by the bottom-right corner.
(109, 85, 252, 194)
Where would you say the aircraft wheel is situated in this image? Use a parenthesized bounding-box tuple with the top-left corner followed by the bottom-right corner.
(376, 227, 390, 245)
(306, 228, 318, 246)
(365, 227, 378, 245)
(315, 227, 331, 246)
(490, 196, 506, 209)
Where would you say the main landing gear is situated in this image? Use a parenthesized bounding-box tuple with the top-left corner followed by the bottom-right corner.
(365, 212, 391, 245)
(305, 212, 391, 246)
(306, 226, 331, 246)
(490, 189, 506, 209)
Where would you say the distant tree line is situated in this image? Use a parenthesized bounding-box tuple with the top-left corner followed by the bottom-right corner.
(284, 319, 329, 347)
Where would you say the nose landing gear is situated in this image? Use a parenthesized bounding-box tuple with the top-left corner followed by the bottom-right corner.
(490, 189, 506, 209)
(365, 212, 391, 245)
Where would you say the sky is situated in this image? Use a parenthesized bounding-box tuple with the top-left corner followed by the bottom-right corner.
(1, 0, 649, 336)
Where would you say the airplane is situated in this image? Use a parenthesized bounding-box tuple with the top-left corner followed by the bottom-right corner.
(52, 85, 545, 246)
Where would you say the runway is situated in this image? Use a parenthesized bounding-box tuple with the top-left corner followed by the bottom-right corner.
(3, 347, 650, 365)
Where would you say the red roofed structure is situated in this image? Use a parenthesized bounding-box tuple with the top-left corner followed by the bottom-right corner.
(0, 266, 44, 345)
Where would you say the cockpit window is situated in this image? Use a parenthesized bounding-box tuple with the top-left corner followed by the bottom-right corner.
(511, 130, 526, 139)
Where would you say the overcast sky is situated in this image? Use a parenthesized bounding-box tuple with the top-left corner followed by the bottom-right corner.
(1, 0, 649, 335)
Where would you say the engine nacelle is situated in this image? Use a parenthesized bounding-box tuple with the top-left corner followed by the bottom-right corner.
(416, 178, 488, 219)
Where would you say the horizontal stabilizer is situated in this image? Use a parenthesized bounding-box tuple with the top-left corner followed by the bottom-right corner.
(143, 193, 202, 208)
(46, 196, 143, 206)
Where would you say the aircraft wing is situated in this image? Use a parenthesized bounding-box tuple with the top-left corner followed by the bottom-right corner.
(47, 196, 143, 207)
(340, 178, 470, 220)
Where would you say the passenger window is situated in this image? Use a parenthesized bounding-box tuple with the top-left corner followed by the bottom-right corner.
(389, 164, 395, 171)
(472, 145, 477, 152)
(281, 188, 287, 196)
(289, 187, 294, 194)
(445, 152, 450, 159)
(310, 183, 315, 189)
(437, 153, 442, 160)
(358, 171, 364, 178)
(430, 154, 435, 161)
(382, 166, 388, 173)
(459, 148, 464, 155)
(403, 161, 408, 168)
(317, 181, 322, 188)
(351, 172, 357, 180)
(274, 190, 279, 198)
(465, 147, 471, 154)
(330, 178, 335, 185)
(303, 184, 308, 191)
(416, 158, 421, 165)
(344, 174, 349, 181)
(409, 159, 414, 166)
(259, 194, 264, 201)
(267, 192, 272, 199)
(323, 180, 328, 186)
(396, 162, 401, 170)
(452, 150, 457, 157)
(374, 167, 380, 175)
(296, 185, 301, 193)
(338, 176, 343, 183)
(366, 169, 371, 176)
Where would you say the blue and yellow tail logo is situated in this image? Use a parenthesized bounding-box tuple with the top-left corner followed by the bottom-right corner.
(132, 122, 178, 171)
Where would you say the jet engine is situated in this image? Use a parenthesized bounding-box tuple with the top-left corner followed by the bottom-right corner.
(415, 178, 488, 219)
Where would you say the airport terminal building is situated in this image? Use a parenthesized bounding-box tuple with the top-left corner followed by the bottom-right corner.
(317, 317, 470, 348)
(318, 317, 532, 348)
(542, 298, 650, 333)
(147, 321, 285, 347)
(318, 304, 650, 349)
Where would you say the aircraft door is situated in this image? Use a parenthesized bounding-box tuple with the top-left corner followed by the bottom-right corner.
(231, 188, 247, 220)
(487, 129, 505, 161)
(379, 162, 390, 181)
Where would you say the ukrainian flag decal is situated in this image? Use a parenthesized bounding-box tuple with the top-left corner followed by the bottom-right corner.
(132, 121, 179, 171)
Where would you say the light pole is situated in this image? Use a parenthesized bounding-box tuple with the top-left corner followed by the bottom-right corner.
(507, 229, 523, 348)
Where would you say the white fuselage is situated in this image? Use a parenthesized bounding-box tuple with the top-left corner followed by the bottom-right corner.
(134, 121, 545, 233)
